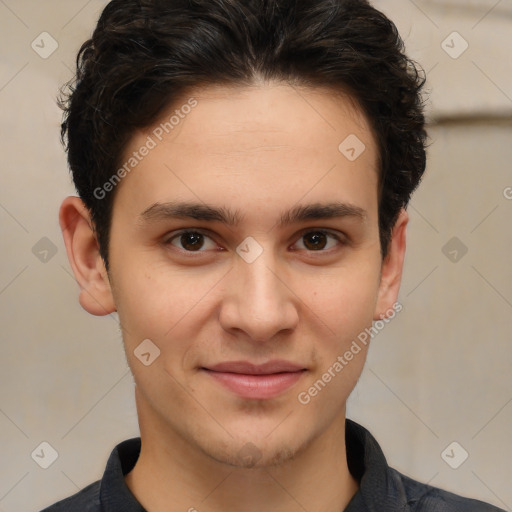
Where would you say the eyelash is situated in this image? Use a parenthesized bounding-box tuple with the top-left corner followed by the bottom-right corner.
(163, 229, 346, 254)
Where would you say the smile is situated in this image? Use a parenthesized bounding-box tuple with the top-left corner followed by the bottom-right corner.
(201, 360, 307, 400)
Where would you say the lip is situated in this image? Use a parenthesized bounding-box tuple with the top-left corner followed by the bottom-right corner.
(202, 360, 307, 400)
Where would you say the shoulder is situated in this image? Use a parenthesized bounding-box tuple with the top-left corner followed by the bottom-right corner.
(394, 469, 506, 512)
(38, 480, 101, 512)
(345, 420, 505, 512)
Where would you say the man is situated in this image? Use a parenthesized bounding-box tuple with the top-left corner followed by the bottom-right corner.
(42, 0, 504, 510)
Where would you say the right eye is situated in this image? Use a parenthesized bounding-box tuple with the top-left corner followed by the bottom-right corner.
(164, 230, 219, 252)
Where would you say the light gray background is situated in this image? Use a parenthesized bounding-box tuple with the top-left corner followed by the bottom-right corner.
(1, 1, 511, 511)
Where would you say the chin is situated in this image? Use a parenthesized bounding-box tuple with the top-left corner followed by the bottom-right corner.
(200, 433, 305, 469)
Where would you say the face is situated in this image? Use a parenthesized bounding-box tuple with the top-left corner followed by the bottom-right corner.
(87, 83, 404, 467)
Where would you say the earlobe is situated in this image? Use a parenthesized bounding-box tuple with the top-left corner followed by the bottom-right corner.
(374, 209, 408, 320)
(59, 196, 116, 316)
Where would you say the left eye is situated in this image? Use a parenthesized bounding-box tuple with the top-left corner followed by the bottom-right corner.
(293, 231, 341, 251)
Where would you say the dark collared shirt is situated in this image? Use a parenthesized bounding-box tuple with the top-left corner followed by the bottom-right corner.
(39, 420, 505, 511)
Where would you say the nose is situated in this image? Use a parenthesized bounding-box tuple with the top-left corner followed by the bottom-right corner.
(218, 249, 299, 342)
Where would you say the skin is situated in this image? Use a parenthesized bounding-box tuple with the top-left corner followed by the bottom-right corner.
(60, 82, 408, 512)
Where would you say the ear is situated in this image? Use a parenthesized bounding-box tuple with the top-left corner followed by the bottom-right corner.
(59, 196, 116, 316)
(374, 209, 408, 320)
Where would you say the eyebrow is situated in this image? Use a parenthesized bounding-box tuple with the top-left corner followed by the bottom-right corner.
(137, 200, 367, 228)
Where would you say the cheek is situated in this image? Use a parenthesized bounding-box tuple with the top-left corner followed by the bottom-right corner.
(306, 262, 381, 340)
(296, 270, 377, 412)
(111, 265, 183, 346)
(111, 260, 225, 356)
(113, 271, 165, 343)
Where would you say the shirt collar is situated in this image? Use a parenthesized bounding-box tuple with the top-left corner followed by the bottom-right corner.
(100, 437, 145, 512)
(98, 419, 407, 512)
(345, 419, 409, 511)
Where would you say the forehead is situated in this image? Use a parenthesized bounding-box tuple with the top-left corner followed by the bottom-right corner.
(113, 82, 379, 222)
(159, 82, 375, 157)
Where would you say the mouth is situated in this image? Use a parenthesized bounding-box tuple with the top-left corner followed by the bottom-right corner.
(200, 360, 307, 400)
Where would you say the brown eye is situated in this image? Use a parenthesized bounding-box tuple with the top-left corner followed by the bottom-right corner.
(166, 231, 217, 252)
(302, 232, 328, 250)
(180, 232, 204, 251)
(294, 230, 342, 252)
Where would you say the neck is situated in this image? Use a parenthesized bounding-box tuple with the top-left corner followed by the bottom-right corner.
(125, 392, 358, 512)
